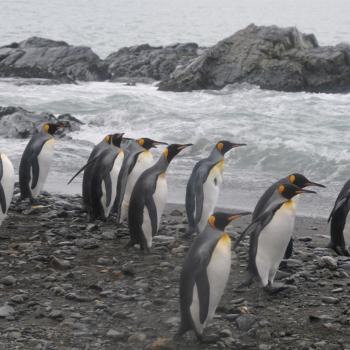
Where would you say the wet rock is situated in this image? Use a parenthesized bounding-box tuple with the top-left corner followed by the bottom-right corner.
(321, 296, 339, 304)
(10, 294, 27, 303)
(75, 238, 99, 249)
(0, 37, 108, 82)
(0, 106, 83, 138)
(49, 309, 64, 320)
(50, 256, 72, 270)
(106, 329, 126, 340)
(105, 43, 199, 81)
(159, 24, 350, 93)
(65, 293, 94, 302)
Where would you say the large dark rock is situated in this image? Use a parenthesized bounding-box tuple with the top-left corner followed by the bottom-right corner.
(0, 37, 109, 82)
(158, 24, 350, 93)
(0, 106, 83, 138)
(105, 43, 200, 82)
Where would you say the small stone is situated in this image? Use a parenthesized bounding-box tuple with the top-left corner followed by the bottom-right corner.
(331, 288, 343, 293)
(75, 238, 99, 249)
(128, 332, 147, 343)
(219, 329, 232, 338)
(321, 296, 339, 304)
(2, 275, 16, 286)
(101, 231, 115, 240)
(106, 329, 125, 340)
(170, 209, 182, 216)
(122, 263, 136, 276)
(236, 314, 257, 331)
(10, 294, 27, 303)
(50, 256, 72, 270)
(0, 304, 15, 317)
(318, 256, 337, 270)
(49, 309, 64, 320)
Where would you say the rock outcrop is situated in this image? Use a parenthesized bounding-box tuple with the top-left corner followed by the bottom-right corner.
(104, 43, 200, 82)
(159, 24, 350, 93)
(0, 106, 83, 138)
(0, 37, 108, 82)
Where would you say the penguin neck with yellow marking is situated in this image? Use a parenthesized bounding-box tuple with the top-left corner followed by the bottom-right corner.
(220, 232, 231, 244)
(281, 199, 296, 211)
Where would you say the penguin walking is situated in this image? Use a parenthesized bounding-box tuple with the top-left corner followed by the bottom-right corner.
(67, 133, 124, 214)
(128, 143, 192, 251)
(115, 138, 167, 223)
(185, 141, 246, 235)
(328, 179, 350, 256)
(19, 123, 63, 203)
(85, 134, 124, 220)
(178, 211, 250, 342)
(237, 183, 316, 291)
(0, 153, 15, 226)
(252, 173, 325, 262)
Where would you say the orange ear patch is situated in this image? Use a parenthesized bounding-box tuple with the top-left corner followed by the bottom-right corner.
(217, 142, 224, 151)
(163, 148, 168, 158)
(278, 184, 285, 193)
(289, 175, 295, 184)
(208, 215, 216, 227)
(138, 138, 145, 146)
(104, 135, 111, 143)
(43, 124, 50, 133)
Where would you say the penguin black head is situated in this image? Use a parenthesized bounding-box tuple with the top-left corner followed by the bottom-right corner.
(42, 122, 65, 135)
(288, 173, 325, 188)
(216, 140, 246, 155)
(137, 138, 168, 150)
(163, 143, 193, 163)
(105, 133, 124, 147)
(278, 183, 316, 200)
(208, 211, 251, 231)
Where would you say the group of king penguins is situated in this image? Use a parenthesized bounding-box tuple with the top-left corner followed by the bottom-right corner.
(0, 121, 350, 342)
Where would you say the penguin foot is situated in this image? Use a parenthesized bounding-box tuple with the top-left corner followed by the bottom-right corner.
(264, 282, 289, 295)
(333, 245, 350, 257)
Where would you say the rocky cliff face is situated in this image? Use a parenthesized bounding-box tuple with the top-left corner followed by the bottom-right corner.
(158, 24, 350, 93)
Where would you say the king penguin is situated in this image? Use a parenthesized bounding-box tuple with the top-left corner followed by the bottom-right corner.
(0, 153, 15, 226)
(236, 183, 316, 291)
(252, 173, 325, 263)
(115, 137, 167, 223)
(328, 179, 350, 256)
(127, 143, 192, 251)
(185, 140, 246, 235)
(178, 211, 250, 342)
(86, 133, 125, 220)
(67, 133, 125, 214)
(19, 122, 64, 203)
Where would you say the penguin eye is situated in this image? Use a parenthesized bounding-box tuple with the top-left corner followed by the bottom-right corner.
(217, 142, 224, 152)
(289, 175, 295, 184)
(208, 215, 216, 227)
(278, 185, 285, 193)
(138, 139, 145, 146)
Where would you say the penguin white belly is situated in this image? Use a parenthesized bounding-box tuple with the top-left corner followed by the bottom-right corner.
(343, 213, 350, 248)
(121, 151, 153, 221)
(102, 152, 124, 218)
(141, 207, 153, 248)
(190, 234, 231, 334)
(0, 154, 15, 226)
(255, 201, 296, 286)
(153, 173, 168, 229)
(197, 162, 223, 233)
(31, 138, 55, 197)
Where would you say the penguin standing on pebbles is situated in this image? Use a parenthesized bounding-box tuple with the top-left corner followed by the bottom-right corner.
(0, 153, 15, 226)
(67, 133, 125, 214)
(328, 179, 350, 256)
(19, 122, 64, 204)
(127, 143, 192, 251)
(178, 211, 250, 342)
(237, 183, 316, 291)
(252, 173, 325, 262)
(185, 141, 246, 235)
(116, 138, 167, 223)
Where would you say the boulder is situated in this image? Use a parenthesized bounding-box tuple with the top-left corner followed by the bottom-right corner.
(0, 37, 109, 82)
(158, 24, 350, 93)
(0, 106, 83, 138)
(105, 43, 200, 82)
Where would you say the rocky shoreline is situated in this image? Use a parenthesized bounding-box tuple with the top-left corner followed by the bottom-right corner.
(0, 190, 349, 349)
(1, 24, 350, 93)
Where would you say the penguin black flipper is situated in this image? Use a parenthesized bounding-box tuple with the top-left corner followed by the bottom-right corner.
(67, 154, 102, 185)
(30, 157, 40, 190)
(103, 173, 112, 208)
(194, 181, 204, 232)
(185, 180, 196, 231)
(145, 197, 158, 235)
(252, 182, 276, 220)
(0, 158, 6, 214)
(328, 180, 350, 223)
